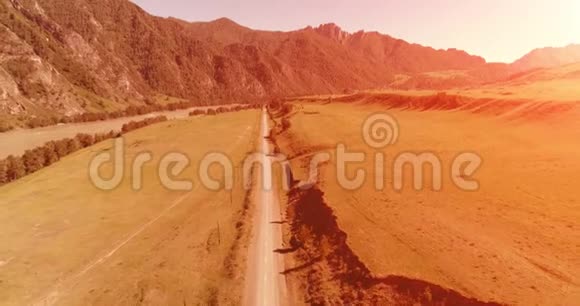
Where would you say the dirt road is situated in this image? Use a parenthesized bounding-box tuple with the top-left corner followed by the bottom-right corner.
(244, 110, 287, 306)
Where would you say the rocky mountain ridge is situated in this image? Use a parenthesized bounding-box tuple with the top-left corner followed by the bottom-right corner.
(0, 0, 579, 126)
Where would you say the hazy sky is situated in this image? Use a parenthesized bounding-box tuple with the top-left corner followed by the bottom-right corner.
(131, 0, 579, 63)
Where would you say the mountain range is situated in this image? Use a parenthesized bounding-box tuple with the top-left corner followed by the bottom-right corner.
(1, 0, 579, 121)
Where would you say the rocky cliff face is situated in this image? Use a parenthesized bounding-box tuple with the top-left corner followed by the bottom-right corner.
(313, 23, 488, 73)
(0, 0, 515, 121)
(0, 8, 83, 116)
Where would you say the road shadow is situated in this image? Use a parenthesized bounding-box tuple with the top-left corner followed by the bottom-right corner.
(280, 257, 321, 275)
(273, 246, 298, 254)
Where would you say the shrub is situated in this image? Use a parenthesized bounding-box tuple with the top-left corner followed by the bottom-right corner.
(281, 118, 291, 131)
(122, 116, 167, 133)
(22, 149, 44, 174)
(270, 97, 284, 109)
(94, 131, 117, 142)
(0, 160, 8, 184)
(54, 139, 70, 158)
(94, 133, 107, 143)
(42, 141, 59, 166)
(207, 109, 217, 116)
(122, 120, 137, 133)
(281, 103, 293, 115)
(189, 109, 205, 116)
(0, 121, 13, 133)
(5, 155, 26, 181)
(110, 131, 121, 139)
(26, 117, 51, 128)
(75, 133, 95, 148)
(144, 96, 155, 105)
(66, 139, 80, 154)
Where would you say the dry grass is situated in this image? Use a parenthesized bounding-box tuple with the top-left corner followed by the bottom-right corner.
(275, 101, 580, 305)
(0, 110, 261, 305)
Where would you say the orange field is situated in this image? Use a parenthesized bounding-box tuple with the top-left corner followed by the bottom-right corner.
(273, 98, 580, 305)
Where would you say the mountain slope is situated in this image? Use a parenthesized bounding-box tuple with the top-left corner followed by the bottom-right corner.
(0, 0, 509, 123)
(511, 44, 580, 72)
(315, 23, 486, 72)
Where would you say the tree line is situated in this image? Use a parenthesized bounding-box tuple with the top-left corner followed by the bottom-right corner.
(121, 116, 167, 133)
(22, 101, 197, 130)
(188, 104, 262, 117)
(3, 102, 264, 133)
(1, 102, 264, 186)
(0, 116, 167, 186)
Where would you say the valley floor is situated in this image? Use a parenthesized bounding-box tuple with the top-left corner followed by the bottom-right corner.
(273, 100, 580, 305)
(0, 110, 261, 305)
(2, 97, 580, 305)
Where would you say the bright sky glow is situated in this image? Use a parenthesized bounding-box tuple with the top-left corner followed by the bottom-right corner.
(131, 0, 580, 63)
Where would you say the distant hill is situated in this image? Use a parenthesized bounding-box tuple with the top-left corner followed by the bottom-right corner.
(511, 44, 580, 72)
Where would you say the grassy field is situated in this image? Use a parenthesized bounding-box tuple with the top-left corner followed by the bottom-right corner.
(0, 110, 261, 305)
(274, 100, 580, 305)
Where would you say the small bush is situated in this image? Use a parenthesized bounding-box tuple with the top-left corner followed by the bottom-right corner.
(189, 109, 205, 116)
(281, 118, 291, 131)
(75, 133, 95, 148)
(54, 139, 70, 158)
(22, 149, 44, 174)
(42, 141, 59, 166)
(270, 97, 283, 109)
(5, 155, 26, 181)
(66, 138, 81, 154)
(0, 121, 13, 133)
(0, 160, 8, 184)
(281, 103, 293, 115)
(26, 117, 52, 128)
(122, 116, 167, 133)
